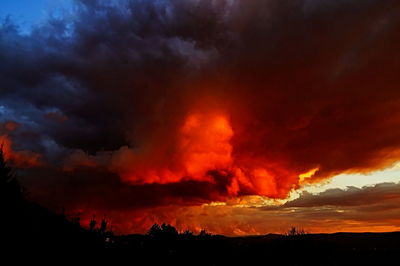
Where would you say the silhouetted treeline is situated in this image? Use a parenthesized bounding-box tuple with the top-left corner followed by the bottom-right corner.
(109, 224, 400, 266)
(146, 223, 212, 238)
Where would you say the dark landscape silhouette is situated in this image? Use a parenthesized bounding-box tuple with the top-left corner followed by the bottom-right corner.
(2, 147, 400, 265)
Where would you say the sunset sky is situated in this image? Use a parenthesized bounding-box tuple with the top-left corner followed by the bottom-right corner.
(1, 0, 400, 235)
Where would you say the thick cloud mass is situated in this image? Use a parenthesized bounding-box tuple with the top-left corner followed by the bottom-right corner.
(1, 0, 400, 233)
(284, 182, 400, 208)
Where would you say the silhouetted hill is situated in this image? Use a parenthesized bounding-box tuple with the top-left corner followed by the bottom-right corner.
(1, 147, 106, 255)
(3, 200, 105, 251)
(3, 198, 400, 264)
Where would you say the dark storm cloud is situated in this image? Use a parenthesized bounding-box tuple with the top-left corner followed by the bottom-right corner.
(1, 0, 221, 153)
(2, 0, 400, 219)
(284, 182, 400, 208)
(20, 167, 230, 211)
(259, 181, 400, 227)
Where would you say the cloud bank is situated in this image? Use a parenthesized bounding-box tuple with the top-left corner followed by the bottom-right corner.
(1, 0, 400, 233)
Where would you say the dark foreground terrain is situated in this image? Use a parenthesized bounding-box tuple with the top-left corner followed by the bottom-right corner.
(112, 231, 400, 265)
(3, 198, 400, 265)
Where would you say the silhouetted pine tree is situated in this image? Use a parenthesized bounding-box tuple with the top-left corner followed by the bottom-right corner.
(99, 216, 108, 234)
(89, 215, 97, 231)
(199, 229, 211, 237)
(286, 226, 306, 236)
(182, 229, 193, 236)
(0, 145, 26, 244)
(148, 223, 162, 237)
(0, 146, 22, 208)
(161, 223, 178, 237)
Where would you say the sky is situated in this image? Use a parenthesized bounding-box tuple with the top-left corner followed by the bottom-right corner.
(0, 0, 48, 23)
(0, 0, 71, 33)
(1, 0, 400, 235)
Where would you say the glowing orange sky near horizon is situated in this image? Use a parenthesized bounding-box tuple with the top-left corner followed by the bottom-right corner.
(71, 194, 400, 236)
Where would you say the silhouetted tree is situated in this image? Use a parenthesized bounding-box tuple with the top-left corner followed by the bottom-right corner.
(147, 223, 179, 238)
(161, 223, 178, 237)
(0, 145, 22, 206)
(99, 216, 108, 234)
(286, 226, 306, 236)
(1, 145, 26, 242)
(89, 215, 97, 231)
(148, 223, 162, 237)
(182, 229, 193, 236)
(199, 229, 211, 237)
(73, 212, 81, 226)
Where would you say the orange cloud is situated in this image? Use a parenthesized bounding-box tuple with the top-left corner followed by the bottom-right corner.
(0, 135, 42, 168)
